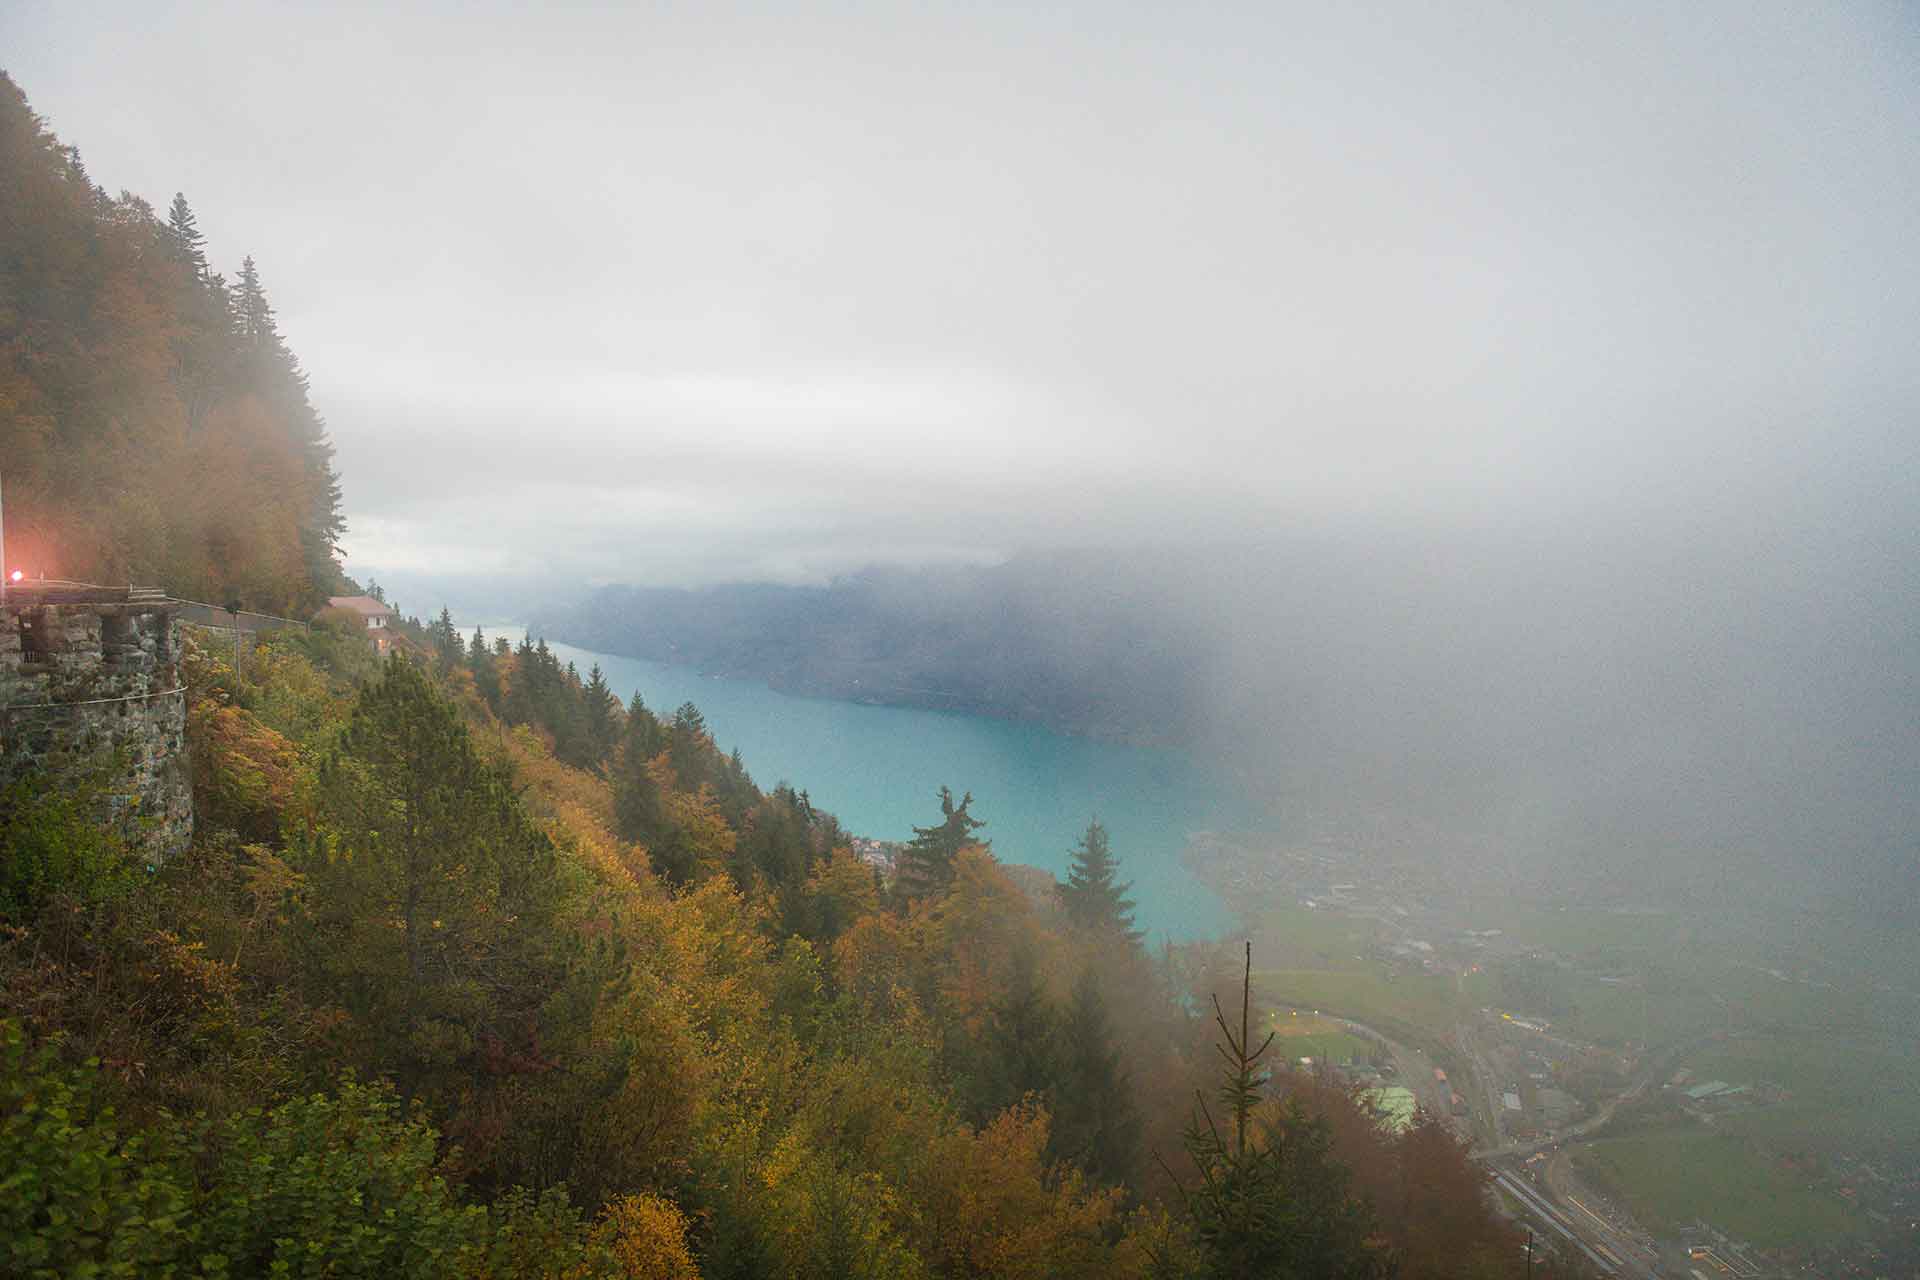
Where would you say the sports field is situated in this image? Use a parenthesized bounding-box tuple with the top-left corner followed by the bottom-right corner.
(1266, 1010, 1374, 1066)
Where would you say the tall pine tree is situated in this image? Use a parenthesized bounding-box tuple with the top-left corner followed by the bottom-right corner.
(582, 664, 617, 767)
(300, 656, 564, 1105)
(467, 627, 501, 710)
(1060, 818, 1141, 946)
(164, 191, 208, 279)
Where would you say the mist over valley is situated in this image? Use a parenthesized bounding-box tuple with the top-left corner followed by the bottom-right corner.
(5, 1, 1918, 1273)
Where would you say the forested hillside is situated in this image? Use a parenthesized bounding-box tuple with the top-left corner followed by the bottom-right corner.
(4, 616, 1548, 1278)
(0, 77, 1555, 1278)
(0, 72, 342, 612)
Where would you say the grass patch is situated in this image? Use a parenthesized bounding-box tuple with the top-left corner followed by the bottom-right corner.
(1678, 1034, 1920, 1155)
(1573, 1132, 1864, 1248)
(1253, 968, 1462, 1042)
(1246, 906, 1383, 970)
(1472, 904, 1687, 963)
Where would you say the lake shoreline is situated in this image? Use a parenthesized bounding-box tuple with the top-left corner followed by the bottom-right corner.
(484, 621, 1254, 942)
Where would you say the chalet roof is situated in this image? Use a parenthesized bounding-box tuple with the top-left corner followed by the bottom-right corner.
(327, 595, 396, 618)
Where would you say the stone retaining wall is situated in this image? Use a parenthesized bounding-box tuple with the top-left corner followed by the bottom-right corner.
(1, 600, 192, 862)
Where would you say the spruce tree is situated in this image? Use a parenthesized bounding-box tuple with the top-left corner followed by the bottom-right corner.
(467, 627, 501, 710)
(164, 192, 208, 279)
(1061, 818, 1141, 946)
(1052, 969, 1142, 1187)
(230, 254, 277, 347)
(302, 657, 563, 1105)
(1159, 943, 1388, 1279)
(969, 941, 1059, 1122)
(504, 637, 538, 726)
(714, 745, 758, 826)
(625, 691, 663, 758)
(582, 664, 616, 766)
(614, 695, 668, 845)
(431, 606, 461, 672)
(897, 786, 986, 897)
(666, 702, 709, 788)
(736, 787, 812, 893)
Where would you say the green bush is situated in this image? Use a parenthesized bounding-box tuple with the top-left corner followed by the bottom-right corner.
(0, 1021, 196, 1276)
(195, 1079, 487, 1279)
(0, 1022, 605, 1278)
(0, 765, 140, 919)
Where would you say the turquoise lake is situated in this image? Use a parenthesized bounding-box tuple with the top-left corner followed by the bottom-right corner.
(492, 628, 1252, 941)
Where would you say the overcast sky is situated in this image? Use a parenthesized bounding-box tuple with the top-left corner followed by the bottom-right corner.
(5, 1, 1916, 586)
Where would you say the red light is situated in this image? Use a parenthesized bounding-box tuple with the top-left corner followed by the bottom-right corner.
(7, 570, 19, 583)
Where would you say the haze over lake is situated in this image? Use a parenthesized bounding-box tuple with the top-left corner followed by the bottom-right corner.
(496, 627, 1254, 940)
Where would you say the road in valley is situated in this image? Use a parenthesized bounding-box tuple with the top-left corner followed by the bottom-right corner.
(1246, 984, 1710, 1276)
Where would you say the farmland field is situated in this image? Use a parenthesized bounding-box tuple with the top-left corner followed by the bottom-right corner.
(1573, 1133, 1865, 1247)
(1253, 968, 1463, 1041)
(1679, 1033, 1920, 1154)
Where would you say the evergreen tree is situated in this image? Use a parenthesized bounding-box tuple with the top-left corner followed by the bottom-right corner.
(1160, 943, 1388, 1279)
(230, 254, 277, 346)
(735, 786, 812, 893)
(666, 701, 709, 789)
(225, 253, 344, 598)
(713, 744, 758, 826)
(1060, 818, 1142, 946)
(897, 786, 986, 897)
(163, 191, 207, 279)
(504, 636, 538, 726)
(1051, 969, 1141, 1187)
(300, 657, 564, 1105)
(969, 941, 1059, 1122)
(625, 691, 663, 758)
(431, 606, 461, 672)
(614, 697, 669, 847)
(582, 664, 617, 766)
(468, 627, 501, 710)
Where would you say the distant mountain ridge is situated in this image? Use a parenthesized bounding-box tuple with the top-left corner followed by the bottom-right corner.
(531, 556, 1213, 745)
